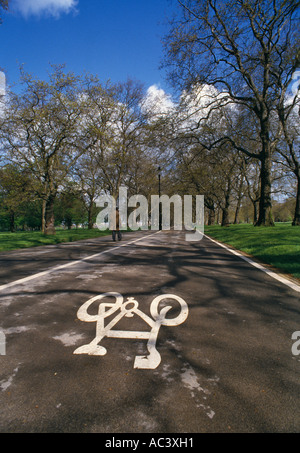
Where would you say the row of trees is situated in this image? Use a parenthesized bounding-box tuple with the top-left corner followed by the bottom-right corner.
(0, 69, 163, 233)
(0, 0, 8, 23)
(0, 0, 299, 232)
(162, 0, 300, 226)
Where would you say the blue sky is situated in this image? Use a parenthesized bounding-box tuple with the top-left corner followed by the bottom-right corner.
(0, 0, 178, 93)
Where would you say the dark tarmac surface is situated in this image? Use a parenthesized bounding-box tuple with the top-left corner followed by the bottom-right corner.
(0, 230, 299, 433)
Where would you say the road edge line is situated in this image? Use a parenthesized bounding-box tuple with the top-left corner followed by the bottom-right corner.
(0, 231, 161, 292)
(205, 234, 300, 294)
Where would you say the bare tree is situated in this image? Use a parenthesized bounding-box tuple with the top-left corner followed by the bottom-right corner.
(275, 88, 300, 225)
(85, 78, 149, 198)
(0, 66, 94, 234)
(0, 0, 9, 24)
(163, 0, 300, 225)
(73, 149, 105, 229)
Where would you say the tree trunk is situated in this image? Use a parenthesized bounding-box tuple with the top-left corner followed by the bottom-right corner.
(44, 192, 57, 235)
(207, 209, 215, 225)
(221, 186, 231, 226)
(41, 199, 46, 234)
(256, 150, 274, 226)
(205, 198, 216, 225)
(234, 175, 244, 224)
(88, 198, 94, 230)
(253, 201, 258, 225)
(234, 205, 240, 225)
(293, 171, 300, 226)
(221, 177, 231, 227)
(66, 215, 72, 230)
(9, 210, 15, 233)
(221, 207, 230, 226)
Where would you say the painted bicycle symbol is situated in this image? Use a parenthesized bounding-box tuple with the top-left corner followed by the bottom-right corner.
(74, 292, 189, 369)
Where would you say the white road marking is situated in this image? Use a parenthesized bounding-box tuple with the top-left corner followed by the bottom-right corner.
(73, 292, 189, 370)
(205, 234, 300, 293)
(53, 332, 85, 347)
(0, 367, 19, 392)
(0, 231, 161, 292)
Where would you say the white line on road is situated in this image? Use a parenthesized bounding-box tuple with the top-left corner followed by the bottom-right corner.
(0, 231, 161, 292)
(205, 234, 300, 293)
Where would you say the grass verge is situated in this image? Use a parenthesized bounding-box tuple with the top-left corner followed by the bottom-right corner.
(1, 225, 299, 281)
(0, 229, 112, 252)
(205, 223, 300, 280)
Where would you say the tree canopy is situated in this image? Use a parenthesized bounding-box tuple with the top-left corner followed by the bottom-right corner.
(0, 1, 299, 232)
(162, 0, 300, 225)
(0, 0, 9, 24)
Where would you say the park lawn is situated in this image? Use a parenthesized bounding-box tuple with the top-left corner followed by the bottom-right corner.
(205, 223, 300, 280)
(0, 228, 112, 252)
(1, 224, 299, 280)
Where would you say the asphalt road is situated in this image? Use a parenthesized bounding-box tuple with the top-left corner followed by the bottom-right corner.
(0, 230, 299, 433)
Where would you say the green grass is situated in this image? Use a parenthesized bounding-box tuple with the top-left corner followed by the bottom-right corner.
(1, 224, 300, 281)
(0, 228, 112, 252)
(205, 223, 300, 280)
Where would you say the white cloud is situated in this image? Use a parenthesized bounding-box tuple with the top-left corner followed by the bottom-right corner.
(178, 84, 233, 131)
(142, 85, 175, 119)
(12, 0, 78, 18)
(285, 70, 300, 106)
(0, 72, 5, 97)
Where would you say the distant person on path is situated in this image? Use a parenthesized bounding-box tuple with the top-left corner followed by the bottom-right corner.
(112, 207, 122, 241)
